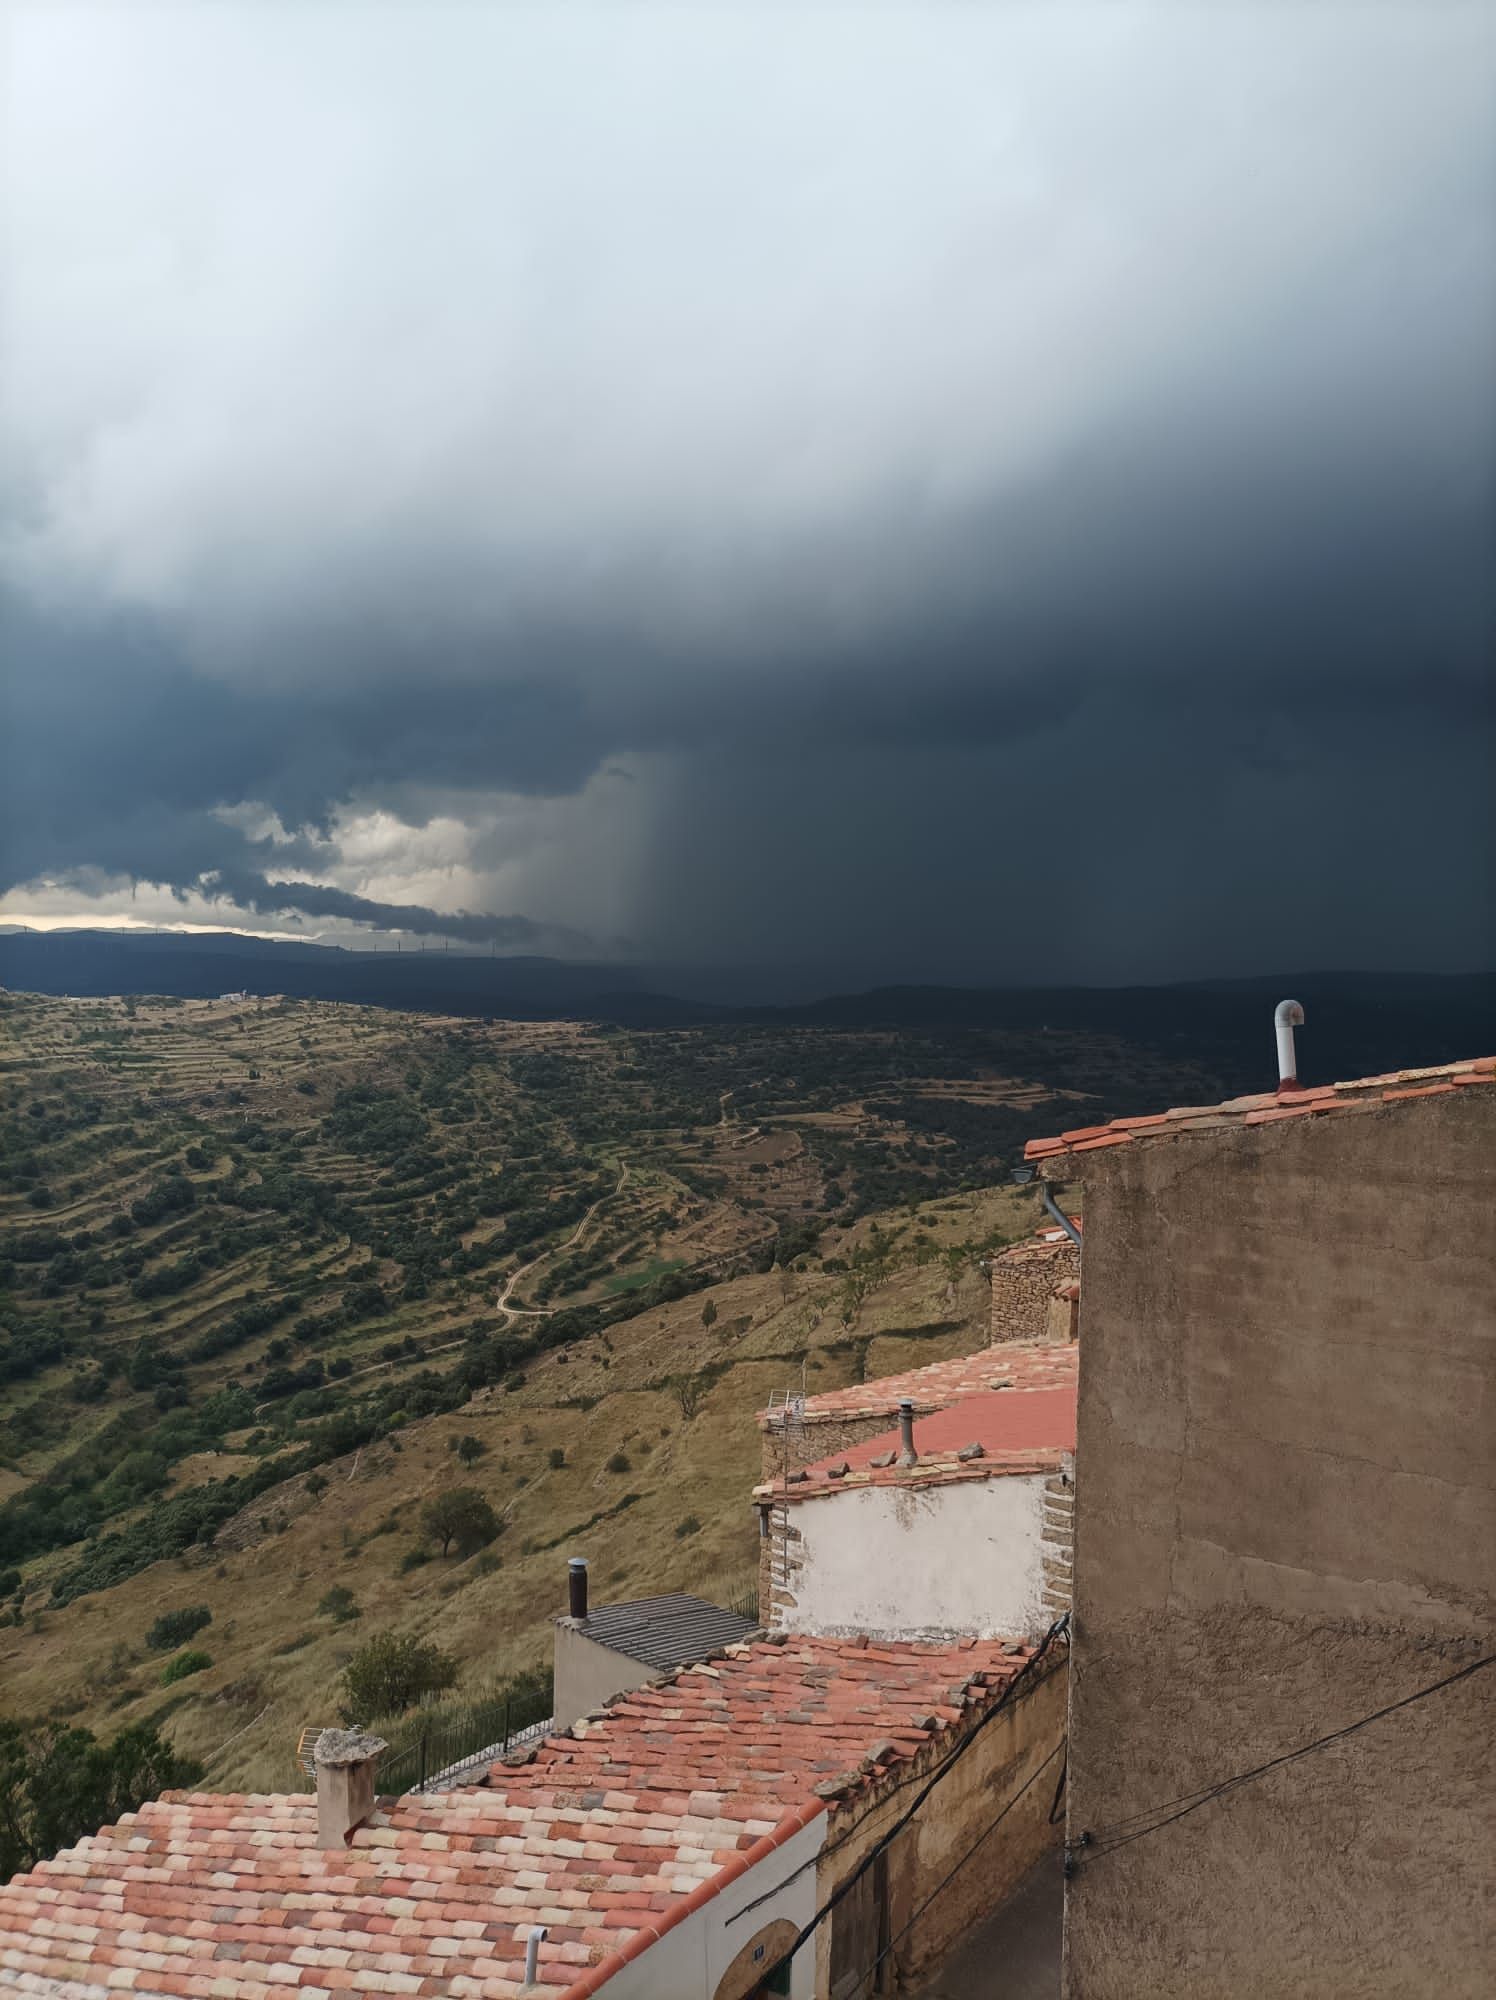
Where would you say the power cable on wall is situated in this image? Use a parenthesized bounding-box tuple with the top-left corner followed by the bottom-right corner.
(756, 1612, 1070, 1991)
(726, 1648, 1070, 1931)
(841, 1735, 1068, 2000)
(1068, 1649, 1494, 1870)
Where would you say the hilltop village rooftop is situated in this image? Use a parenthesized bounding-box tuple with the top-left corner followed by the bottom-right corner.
(754, 1385, 1076, 1503)
(1022, 1054, 1496, 1165)
(757, 1340, 1078, 1479)
(0, 1633, 1062, 2000)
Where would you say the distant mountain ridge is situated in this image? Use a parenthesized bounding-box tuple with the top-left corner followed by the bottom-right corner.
(0, 929, 1489, 1091)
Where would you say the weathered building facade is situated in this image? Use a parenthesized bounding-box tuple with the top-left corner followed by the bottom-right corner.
(1029, 1059, 1495, 1999)
(756, 1388, 1076, 1641)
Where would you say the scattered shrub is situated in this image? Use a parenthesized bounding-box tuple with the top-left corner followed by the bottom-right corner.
(339, 1632, 457, 1722)
(145, 1605, 211, 1653)
(547, 1447, 566, 1470)
(160, 1649, 211, 1685)
(674, 1515, 701, 1539)
(605, 1451, 631, 1474)
(317, 1585, 360, 1625)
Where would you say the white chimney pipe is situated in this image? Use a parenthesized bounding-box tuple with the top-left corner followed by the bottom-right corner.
(523, 1925, 548, 1986)
(1274, 999, 1305, 1091)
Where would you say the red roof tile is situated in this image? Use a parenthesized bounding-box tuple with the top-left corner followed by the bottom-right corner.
(0, 1639, 1037, 2000)
(755, 1386, 1075, 1504)
(1024, 1056, 1495, 1169)
(759, 1341, 1078, 1430)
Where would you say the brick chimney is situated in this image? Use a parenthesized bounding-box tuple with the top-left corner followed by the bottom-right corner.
(313, 1728, 387, 1848)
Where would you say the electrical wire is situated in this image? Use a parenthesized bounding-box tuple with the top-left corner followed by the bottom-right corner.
(725, 1648, 1070, 1930)
(840, 1735, 1068, 2000)
(1072, 1649, 1493, 1868)
(755, 1612, 1070, 1990)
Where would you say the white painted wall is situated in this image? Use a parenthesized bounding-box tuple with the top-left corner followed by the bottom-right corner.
(780, 1476, 1049, 1640)
(604, 1811, 824, 1999)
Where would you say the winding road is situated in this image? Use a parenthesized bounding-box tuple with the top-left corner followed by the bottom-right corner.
(495, 1160, 630, 1321)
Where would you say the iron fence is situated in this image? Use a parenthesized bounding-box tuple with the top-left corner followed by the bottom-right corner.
(371, 1687, 554, 1799)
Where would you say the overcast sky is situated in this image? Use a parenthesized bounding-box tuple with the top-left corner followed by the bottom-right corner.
(2, 3, 1492, 982)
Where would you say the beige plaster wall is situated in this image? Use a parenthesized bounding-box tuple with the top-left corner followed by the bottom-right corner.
(1062, 1090, 1495, 1999)
(552, 1621, 658, 1731)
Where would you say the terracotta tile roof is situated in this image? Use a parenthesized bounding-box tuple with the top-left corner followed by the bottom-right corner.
(754, 1386, 1076, 1504)
(760, 1341, 1077, 1430)
(0, 1638, 1037, 2000)
(0, 1782, 767, 1998)
(1024, 1056, 1496, 1169)
(496, 1633, 1035, 1811)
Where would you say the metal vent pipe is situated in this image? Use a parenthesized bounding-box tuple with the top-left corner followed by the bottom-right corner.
(567, 1557, 588, 1620)
(1275, 999, 1306, 1090)
(898, 1399, 918, 1467)
(524, 1925, 548, 1986)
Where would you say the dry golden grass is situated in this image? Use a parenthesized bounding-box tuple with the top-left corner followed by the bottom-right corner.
(1, 1180, 1038, 1792)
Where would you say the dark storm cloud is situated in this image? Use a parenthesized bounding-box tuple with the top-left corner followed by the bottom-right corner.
(2, 5, 1492, 973)
(203, 867, 590, 952)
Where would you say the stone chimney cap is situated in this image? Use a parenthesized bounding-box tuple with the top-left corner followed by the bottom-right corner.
(314, 1728, 388, 1769)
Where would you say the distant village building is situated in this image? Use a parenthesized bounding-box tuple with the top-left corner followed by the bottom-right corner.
(986, 1221, 1080, 1344)
(1026, 1054, 1496, 1997)
(755, 1368, 1076, 1641)
(552, 1571, 755, 1730)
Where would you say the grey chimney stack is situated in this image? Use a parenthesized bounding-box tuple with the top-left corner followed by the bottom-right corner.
(568, 1557, 589, 1620)
(898, 1398, 918, 1467)
(313, 1728, 386, 1848)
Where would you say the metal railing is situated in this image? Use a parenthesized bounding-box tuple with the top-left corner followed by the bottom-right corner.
(375, 1690, 554, 1799)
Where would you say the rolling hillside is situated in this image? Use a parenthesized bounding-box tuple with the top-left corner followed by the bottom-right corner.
(0, 987, 1231, 1785)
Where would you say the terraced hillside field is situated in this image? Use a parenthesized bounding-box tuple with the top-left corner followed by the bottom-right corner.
(0, 990, 1212, 1788)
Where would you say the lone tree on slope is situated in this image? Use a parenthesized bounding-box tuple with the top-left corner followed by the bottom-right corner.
(420, 1487, 499, 1558)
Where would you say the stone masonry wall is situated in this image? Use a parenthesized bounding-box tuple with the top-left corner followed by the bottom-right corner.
(1040, 1453, 1075, 1621)
(989, 1237, 1079, 1344)
(757, 1412, 895, 1487)
(758, 1498, 802, 1629)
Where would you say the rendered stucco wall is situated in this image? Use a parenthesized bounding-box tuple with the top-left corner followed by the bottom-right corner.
(1062, 1090, 1495, 1999)
(553, 1622, 657, 1731)
(771, 1476, 1051, 1640)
